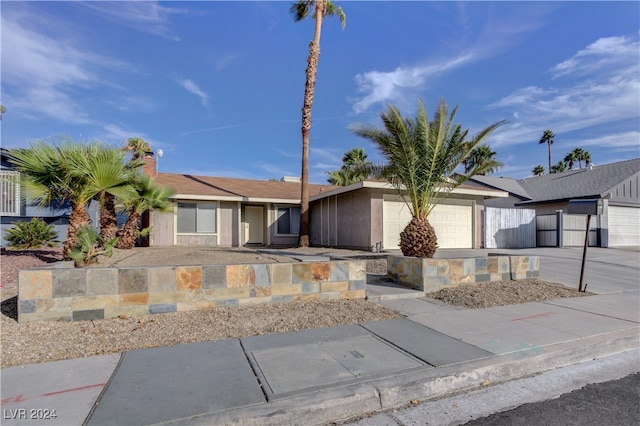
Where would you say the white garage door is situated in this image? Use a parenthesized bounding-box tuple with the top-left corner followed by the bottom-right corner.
(608, 206, 640, 246)
(383, 196, 473, 250)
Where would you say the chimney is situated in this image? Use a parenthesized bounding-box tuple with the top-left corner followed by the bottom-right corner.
(142, 151, 156, 179)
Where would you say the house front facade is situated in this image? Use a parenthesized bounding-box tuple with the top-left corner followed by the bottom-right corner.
(148, 172, 330, 247)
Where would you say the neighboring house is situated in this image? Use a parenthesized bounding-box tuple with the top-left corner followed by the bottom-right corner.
(469, 158, 640, 247)
(0, 148, 100, 247)
(149, 168, 331, 247)
(308, 180, 508, 251)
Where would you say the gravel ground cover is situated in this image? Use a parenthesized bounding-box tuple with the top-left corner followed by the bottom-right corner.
(1, 247, 590, 368)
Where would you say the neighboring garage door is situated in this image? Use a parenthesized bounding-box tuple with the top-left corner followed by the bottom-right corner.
(383, 196, 473, 250)
(608, 206, 640, 246)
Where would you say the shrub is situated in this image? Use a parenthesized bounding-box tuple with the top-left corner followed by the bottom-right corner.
(68, 226, 117, 267)
(4, 218, 58, 249)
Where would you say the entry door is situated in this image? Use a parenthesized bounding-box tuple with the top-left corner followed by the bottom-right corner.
(245, 206, 264, 244)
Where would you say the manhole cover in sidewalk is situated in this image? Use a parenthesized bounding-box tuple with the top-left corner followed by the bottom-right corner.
(250, 335, 427, 396)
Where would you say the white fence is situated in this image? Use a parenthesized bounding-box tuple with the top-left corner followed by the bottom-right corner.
(536, 213, 599, 247)
(485, 207, 536, 248)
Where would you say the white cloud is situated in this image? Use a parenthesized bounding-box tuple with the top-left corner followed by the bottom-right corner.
(1, 10, 129, 125)
(79, 1, 187, 41)
(552, 36, 639, 78)
(215, 53, 244, 71)
(350, 54, 473, 114)
(489, 35, 640, 148)
(178, 79, 209, 107)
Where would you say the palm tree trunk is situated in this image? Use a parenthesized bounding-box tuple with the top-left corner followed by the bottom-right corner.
(298, 3, 324, 247)
(116, 211, 141, 249)
(100, 193, 118, 243)
(63, 202, 91, 258)
(547, 142, 552, 173)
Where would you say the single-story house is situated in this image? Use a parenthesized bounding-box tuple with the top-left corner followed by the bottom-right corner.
(308, 180, 508, 251)
(469, 158, 640, 247)
(149, 163, 331, 247)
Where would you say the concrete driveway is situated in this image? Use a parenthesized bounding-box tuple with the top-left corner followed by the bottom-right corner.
(429, 246, 640, 294)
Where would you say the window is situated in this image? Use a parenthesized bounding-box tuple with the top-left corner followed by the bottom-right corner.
(0, 171, 20, 216)
(177, 202, 217, 233)
(276, 206, 300, 235)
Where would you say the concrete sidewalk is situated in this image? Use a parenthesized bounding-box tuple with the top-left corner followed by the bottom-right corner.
(1, 248, 639, 425)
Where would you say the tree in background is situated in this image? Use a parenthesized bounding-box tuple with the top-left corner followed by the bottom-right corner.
(0, 105, 6, 120)
(550, 160, 567, 174)
(326, 147, 375, 186)
(539, 129, 555, 173)
(464, 144, 502, 176)
(290, 0, 346, 247)
(352, 99, 505, 258)
(563, 150, 578, 170)
(532, 165, 545, 176)
(574, 147, 592, 168)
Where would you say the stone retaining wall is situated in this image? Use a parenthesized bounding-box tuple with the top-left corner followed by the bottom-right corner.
(387, 255, 539, 293)
(17, 260, 366, 323)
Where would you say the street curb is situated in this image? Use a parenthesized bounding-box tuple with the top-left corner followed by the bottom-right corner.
(155, 328, 639, 425)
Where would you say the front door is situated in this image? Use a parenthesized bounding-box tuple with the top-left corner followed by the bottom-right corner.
(245, 206, 264, 244)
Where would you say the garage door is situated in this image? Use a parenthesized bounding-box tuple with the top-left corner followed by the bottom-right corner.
(608, 206, 640, 246)
(383, 196, 473, 250)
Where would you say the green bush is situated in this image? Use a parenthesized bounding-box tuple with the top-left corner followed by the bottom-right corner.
(4, 218, 58, 249)
(68, 225, 116, 267)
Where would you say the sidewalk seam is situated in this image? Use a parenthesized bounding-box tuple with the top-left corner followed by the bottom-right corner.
(82, 351, 125, 426)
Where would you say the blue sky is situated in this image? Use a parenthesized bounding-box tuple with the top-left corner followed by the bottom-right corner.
(2, 1, 639, 183)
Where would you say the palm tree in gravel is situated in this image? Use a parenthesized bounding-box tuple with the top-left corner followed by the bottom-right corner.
(539, 129, 555, 173)
(8, 140, 134, 257)
(532, 165, 545, 176)
(351, 99, 505, 258)
(117, 175, 174, 249)
(290, 0, 346, 247)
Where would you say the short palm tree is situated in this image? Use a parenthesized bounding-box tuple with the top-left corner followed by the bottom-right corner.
(532, 165, 545, 176)
(8, 141, 112, 257)
(465, 144, 502, 175)
(291, 0, 346, 247)
(573, 147, 592, 168)
(539, 129, 555, 173)
(352, 99, 505, 258)
(116, 175, 174, 249)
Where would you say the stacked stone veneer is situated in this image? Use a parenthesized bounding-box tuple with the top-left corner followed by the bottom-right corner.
(18, 261, 366, 323)
(387, 255, 539, 293)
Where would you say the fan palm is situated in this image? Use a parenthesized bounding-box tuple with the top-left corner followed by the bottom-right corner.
(116, 175, 174, 249)
(290, 0, 346, 247)
(352, 99, 505, 258)
(539, 129, 555, 173)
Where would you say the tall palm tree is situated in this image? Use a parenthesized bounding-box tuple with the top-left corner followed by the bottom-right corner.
(352, 99, 505, 258)
(532, 165, 545, 176)
(550, 160, 567, 174)
(290, 0, 346, 247)
(116, 175, 174, 249)
(539, 129, 555, 173)
(563, 150, 578, 170)
(573, 147, 592, 168)
(582, 150, 592, 167)
(465, 144, 502, 175)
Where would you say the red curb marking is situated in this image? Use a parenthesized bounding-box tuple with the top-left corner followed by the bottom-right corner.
(511, 312, 556, 321)
(42, 383, 107, 397)
(1, 395, 26, 405)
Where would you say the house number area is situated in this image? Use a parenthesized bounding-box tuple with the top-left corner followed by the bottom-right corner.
(3, 409, 58, 420)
